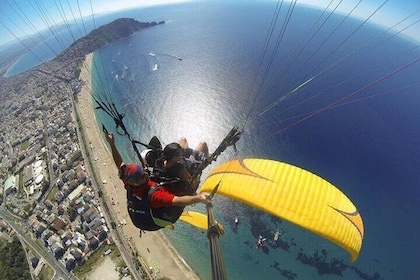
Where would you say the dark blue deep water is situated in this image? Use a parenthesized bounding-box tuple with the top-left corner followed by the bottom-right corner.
(14, 1, 420, 279)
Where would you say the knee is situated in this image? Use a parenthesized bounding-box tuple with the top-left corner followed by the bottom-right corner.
(196, 141, 209, 157)
(178, 137, 189, 149)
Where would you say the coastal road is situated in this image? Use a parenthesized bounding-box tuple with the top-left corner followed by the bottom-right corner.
(69, 84, 144, 280)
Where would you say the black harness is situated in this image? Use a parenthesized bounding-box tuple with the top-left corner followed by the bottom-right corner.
(126, 184, 185, 231)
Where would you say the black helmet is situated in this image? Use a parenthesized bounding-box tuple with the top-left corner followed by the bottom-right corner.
(164, 142, 182, 159)
(140, 149, 161, 167)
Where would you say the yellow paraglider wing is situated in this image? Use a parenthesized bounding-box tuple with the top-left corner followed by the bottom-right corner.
(179, 211, 225, 234)
(199, 159, 364, 262)
(179, 211, 208, 230)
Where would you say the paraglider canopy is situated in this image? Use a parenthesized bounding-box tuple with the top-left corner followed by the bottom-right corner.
(200, 158, 364, 263)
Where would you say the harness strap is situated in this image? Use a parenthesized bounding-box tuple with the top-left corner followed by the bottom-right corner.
(150, 213, 175, 229)
(128, 207, 145, 214)
(147, 184, 160, 201)
(146, 185, 177, 229)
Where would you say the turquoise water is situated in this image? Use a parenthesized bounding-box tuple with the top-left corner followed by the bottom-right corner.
(12, 1, 420, 279)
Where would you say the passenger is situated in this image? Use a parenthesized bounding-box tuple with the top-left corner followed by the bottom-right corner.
(154, 142, 195, 193)
(104, 132, 209, 231)
(162, 142, 191, 181)
(151, 137, 208, 191)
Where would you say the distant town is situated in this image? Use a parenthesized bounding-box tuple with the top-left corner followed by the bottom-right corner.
(0, 18, 164, 279)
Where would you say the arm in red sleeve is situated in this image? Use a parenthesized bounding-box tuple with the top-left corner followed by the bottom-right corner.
(149, 188, 175, 208)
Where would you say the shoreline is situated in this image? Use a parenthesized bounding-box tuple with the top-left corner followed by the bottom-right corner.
(76, 52, 200, 280)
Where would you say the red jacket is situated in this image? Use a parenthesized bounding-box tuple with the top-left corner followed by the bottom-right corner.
(124, 179, 175, 208)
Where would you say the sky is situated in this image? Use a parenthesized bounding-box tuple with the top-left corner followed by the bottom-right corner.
(0, 0, 419, 47)
(300, 0, 420, 42)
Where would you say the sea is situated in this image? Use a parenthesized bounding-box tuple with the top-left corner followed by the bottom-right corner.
(6, 1, 420, 280)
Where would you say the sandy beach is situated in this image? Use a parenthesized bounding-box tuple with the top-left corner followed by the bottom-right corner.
(76, 53, 200, 280)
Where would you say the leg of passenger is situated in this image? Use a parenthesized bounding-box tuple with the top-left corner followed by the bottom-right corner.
(179, 137, 189, 149)
(195, 141, 209, 158)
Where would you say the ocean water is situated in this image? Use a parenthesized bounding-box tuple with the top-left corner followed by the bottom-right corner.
(89, 3, 420, 280)
(12, 1, 420, 279)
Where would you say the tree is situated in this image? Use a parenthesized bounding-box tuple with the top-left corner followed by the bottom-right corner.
(0, 237, 31, 279)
